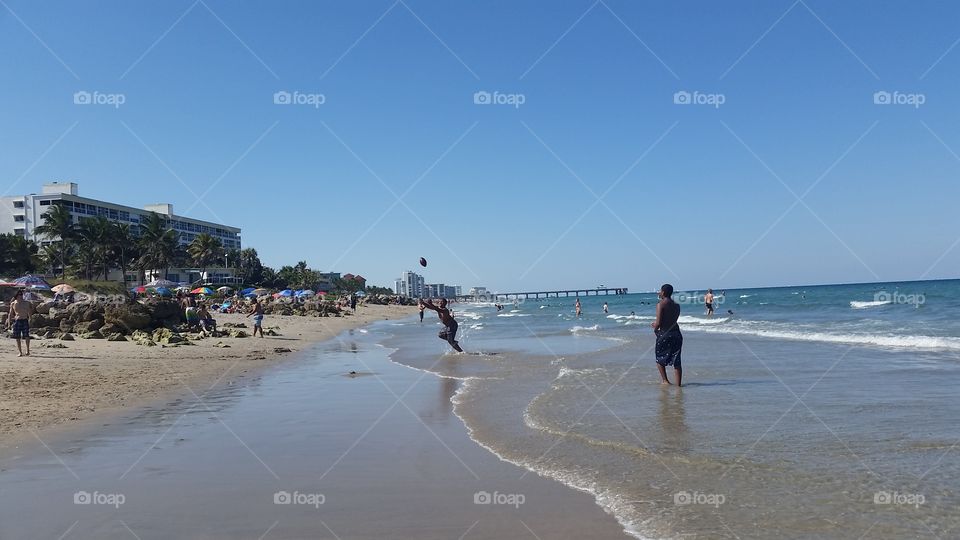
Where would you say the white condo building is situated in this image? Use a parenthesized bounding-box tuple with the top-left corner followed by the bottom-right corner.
(0, 182, 241, 251)
(395, 271, 425, 298)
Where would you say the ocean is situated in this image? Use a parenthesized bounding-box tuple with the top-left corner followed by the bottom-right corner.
(386, 279, 960, 538)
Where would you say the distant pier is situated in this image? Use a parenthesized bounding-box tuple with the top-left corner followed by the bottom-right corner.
(454, 287, 628, 302)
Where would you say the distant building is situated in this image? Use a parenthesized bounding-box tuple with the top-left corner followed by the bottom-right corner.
(342, 273, 367, 287)
(1, 182, 241, 251)
(316, 272, 341, 292)
(395, 270, 424, 298)
(424, 283, 458, 298)
(469, 287, 489, 297)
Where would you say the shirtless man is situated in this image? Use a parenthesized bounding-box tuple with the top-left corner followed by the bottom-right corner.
(575, 298, 582, 318)
(422, 298, 463, 352)
(246, 298, 265, 338)
(7, 289, 34, 357)
(704, 289, 715, 317)
(652, 284, 683, 386)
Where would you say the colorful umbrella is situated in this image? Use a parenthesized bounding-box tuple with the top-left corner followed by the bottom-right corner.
(191, 287, 214, 295)
(14, 275, 51, 289)
(132, 286, 147, 293)
(52, 284, 76, 294)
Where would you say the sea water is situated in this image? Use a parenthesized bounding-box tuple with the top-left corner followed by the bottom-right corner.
(386, 279, 960, 539)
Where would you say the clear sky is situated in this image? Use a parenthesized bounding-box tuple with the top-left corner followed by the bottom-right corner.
(2, 1, 959, 292)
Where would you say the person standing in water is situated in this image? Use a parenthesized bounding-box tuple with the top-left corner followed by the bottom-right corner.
(704, 288, 715, 317)
(422, 298, 463, 352)
(603, 302, 609, 314)
(575, 297, 582, 318)
(652, 283, 683, 387)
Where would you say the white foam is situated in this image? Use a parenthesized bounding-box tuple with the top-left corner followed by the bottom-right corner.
(677, 315, 729, 325)
(570, 324, 600, 333)
(850, 300, 892, 309)
(497, 313, 531, 317)
(688, 322, 960, 351)
(739, 294, 752, 298)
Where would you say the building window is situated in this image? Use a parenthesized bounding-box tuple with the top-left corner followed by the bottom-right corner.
(14, 215, 24, 222)
(39, 200, 51, 206)
(14, 228, 25, 236)
(13, 201, 23, 208)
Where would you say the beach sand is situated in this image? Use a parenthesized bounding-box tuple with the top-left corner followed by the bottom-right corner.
(0, 316, 629, 539)
(0, 304, 416, 442)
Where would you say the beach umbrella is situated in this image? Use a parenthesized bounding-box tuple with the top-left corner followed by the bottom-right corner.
(51, 284, 76, 294)
(296, 289, 315, 297)
(146, 279, 177, 289)
(317, 291, 327, 295)
(355, 290, 366, 297)
(216, 286, 233, 293)
(240, 287, 256, 295)
(155, 287, 173, 297)
(176, 286, 191, 292)
(191, 287, 214, 295)
(14, 275, 51, 289)
(278, 289, 293, 297)
(132, 286, 147, 293)
(253, 288, 270, 296)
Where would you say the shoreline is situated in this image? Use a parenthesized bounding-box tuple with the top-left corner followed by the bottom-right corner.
(0, 304, 416, 447)
(0, 316, 629, 539)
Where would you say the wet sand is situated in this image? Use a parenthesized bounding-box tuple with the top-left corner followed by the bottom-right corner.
(0, 304, 415, 442)
(0, 319, 628, 539)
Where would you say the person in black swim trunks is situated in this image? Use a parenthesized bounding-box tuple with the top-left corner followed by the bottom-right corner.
(704, 288, 715, 317)
(423, 298, 464, 352)
(652, 283, 683, 386)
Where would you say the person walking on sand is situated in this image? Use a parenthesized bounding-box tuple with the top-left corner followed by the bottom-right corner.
(7, 289, 34, 357)
(652, 284, 683, 387)
(247, 298, 265, 338)
(418, 299, 425, 323)
(575, 298, 582, 318)
(704, 289, 715, 317)
(350, 293, 357, 313)
(422, 298, 464, 352)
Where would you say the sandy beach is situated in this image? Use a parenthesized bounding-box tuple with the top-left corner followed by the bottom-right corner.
(0, 316, 628, 539)
(0, 304, 416, 442)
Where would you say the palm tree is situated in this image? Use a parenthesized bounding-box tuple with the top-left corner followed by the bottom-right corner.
(33, 203, 75, 276)
(187, 233, 223, 282)
(75, 216, 113, 280)
(110, 222, 136, 284)
(0, 233, 39, 276)
(137, 212, 180, 281)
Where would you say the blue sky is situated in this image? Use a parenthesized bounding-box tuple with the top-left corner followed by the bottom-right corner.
(1, 1, 959, 292)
